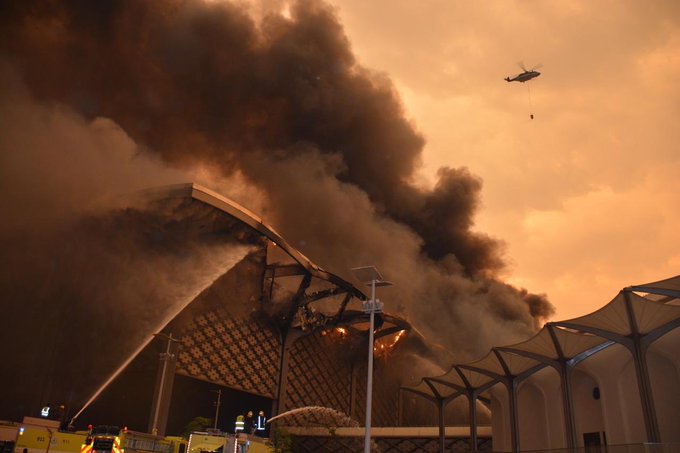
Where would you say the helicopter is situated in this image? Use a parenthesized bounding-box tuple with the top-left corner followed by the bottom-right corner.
(505, 62, 542, 83)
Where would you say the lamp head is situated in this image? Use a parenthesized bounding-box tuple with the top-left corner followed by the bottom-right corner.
(351, 266, 383, 283)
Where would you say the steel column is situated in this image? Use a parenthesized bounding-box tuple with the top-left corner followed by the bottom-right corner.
(397, 388, 403, 427)
(623, 290, 661, 443)
(363, 279, 377, 453)
(468, 391, 478, 451)
(438, 398, 445, 453)
(272, 329, 302, 416)
(630, 341, 660, 442)
(546, 324, 578, 449)
(507, 379, 520, 453)
(558, 363, 577, 448)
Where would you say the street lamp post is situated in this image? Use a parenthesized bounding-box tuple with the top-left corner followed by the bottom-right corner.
(351, 266, 393, 453)
(212, 389, 222, 429)
(150, 332, 179, 436)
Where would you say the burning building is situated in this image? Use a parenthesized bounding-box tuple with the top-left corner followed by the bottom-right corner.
(0, 1, 550, 447)
(134, 182, 412, 433)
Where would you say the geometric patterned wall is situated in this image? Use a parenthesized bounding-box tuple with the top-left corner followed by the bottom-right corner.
(293, 436, 492, 452)
(284, 330, 353, 414)
(353, 359, 400, 427)
(160, 226, 409, 426)
(173, 289, 408, 425)
(175, 310, 281, 398)
(281, 330, 412, 429)
(168, 245, 408, 427)
(172, 294, 410, 427)
(100, 187, 414, 437)
(167, 247, 285, 401)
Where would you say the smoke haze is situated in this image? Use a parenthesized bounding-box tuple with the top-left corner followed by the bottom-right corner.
(0, 64, 255, 418)
(0, 0, 554, 411)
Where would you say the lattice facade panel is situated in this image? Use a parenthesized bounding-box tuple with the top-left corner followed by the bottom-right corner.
(353, 360, 400, 426)
(283, 331, 353, 417)
(165, 246, 407, 425)
(169, 249, 284, 398)
(293, 436, 492, 452)
(175, 310, 281, 398)
(293, 436, 363, 452)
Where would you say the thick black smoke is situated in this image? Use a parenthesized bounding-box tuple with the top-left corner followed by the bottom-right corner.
(0, 0, 506, 274)
(0, 0, 553, 403)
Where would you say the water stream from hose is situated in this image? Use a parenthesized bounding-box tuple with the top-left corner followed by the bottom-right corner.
(70, 245, 252, 424)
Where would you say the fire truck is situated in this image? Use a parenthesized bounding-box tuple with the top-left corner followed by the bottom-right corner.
(185, 432, 225, 453)
(0, 421, 19, 453)
(3, 417, 87, 453)
(80, 427, 186, 453)
(186, 431, 268, 453)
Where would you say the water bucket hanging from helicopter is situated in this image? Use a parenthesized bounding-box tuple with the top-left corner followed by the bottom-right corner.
(505, 62, 542, 119)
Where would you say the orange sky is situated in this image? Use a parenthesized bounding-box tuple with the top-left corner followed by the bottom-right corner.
(328, 0, 680, 320)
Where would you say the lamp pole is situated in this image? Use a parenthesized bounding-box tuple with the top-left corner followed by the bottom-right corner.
(364, 277, 377, 453)
(351, 266, 392, 453)
(151, 333, 177, 436)
(213, 389, 222, 429)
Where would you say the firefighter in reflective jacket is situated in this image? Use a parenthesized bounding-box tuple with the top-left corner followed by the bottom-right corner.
(255, 411, 266, 437)
(234, 415, 244, 434)
(234, 415, 248, 453)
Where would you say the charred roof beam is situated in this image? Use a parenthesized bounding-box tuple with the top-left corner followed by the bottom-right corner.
(299, 287, 347, 306)
(281, 273, 312, 329)
(332, 292, 353, 324)
(264, 264, 307, 279)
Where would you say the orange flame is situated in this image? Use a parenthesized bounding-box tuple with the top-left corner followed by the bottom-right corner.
(373, 330, 407, 357)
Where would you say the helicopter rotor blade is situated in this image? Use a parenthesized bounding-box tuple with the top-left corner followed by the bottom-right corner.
(517, 61, 528, 72)
(530, 63, 543, 71)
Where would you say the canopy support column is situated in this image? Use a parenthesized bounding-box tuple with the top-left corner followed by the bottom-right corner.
(506, 379, 520, 453)
(468, 390, 478, 451)
(629, 340, 659, 442)
(546, 324, 578, 449)
(560, 364, 577, 448)
(437, 397, 445, 453)
(623, 290, 661, 443)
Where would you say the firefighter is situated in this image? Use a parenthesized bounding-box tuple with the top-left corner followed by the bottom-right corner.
(235, 414, 249, 453)
(255, 411, 266, 437)
(243, 411, 255, 435)
(234, 415, 244, 434)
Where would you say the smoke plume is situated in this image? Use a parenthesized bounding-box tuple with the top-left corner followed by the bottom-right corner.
(0, 0, 554, 406)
